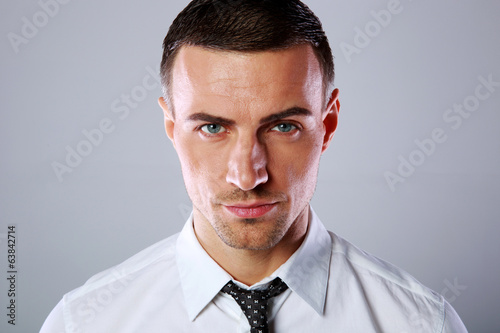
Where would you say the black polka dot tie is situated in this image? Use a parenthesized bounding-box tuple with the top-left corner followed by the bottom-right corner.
(222, 277, 288, 333)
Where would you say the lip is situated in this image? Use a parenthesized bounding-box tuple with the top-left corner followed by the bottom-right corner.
(223, 202, 277, 219)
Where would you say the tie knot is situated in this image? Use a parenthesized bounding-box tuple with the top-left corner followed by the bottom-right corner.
(222, 277, 288, 300)
(222, 278, 288, 333)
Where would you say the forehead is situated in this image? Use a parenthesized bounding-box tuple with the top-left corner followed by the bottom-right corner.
(170, 45, 324, 115)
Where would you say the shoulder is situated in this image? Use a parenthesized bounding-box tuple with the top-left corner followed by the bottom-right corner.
(325, 231, 466, 332)
(64, 232, 180, 304)
(328, 231, 438, 298)
(41, 233, 183, 332)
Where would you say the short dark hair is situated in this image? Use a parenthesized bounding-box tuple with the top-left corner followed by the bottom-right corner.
(160, 0, 334, 113)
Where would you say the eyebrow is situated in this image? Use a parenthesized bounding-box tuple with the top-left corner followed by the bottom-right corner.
(259, 107, 312, 124)
(186, 113, 236, 126)
(186, 107, 312, 126)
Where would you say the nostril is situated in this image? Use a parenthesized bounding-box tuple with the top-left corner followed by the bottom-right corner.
(226, 159, 268, 191)
(225, 136, 268, 190)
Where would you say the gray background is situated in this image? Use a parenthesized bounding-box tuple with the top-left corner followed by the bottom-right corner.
(1, 0, 499, 332)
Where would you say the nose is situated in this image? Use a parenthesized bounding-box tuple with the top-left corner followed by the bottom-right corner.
(226, 133, 268, 191)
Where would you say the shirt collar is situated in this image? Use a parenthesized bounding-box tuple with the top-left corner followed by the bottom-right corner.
(279, 207, 332, 315)
(175, 207, 332, 321)
(176, 213, 233, 321)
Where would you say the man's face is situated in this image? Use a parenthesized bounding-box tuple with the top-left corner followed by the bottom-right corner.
(160, 44, 338, 251)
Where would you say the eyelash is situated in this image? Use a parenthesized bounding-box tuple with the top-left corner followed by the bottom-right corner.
(271, 123, 298, 133)
(196, 121, 301, 137)
(197, 124, 228, 135)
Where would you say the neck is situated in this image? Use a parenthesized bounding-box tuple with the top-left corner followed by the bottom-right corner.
(194, 208, 309, 286)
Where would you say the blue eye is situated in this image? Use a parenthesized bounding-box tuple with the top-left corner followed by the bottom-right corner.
(201, 124, 227, 134)
(271, 123, 297, 133)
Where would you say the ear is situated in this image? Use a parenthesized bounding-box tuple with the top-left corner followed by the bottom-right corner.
(322, 88, 340, 153)
(158, 97, 175, 146)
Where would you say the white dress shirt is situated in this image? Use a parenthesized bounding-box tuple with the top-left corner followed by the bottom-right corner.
(40, 208, 467, 332)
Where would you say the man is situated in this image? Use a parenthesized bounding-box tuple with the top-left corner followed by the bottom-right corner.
(41, 0, 467, 332)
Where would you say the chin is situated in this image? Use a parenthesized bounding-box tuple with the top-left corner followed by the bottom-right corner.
(214, 216, 288, 251)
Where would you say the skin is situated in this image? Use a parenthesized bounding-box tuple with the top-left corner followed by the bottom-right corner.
(158, 44, 340, 285)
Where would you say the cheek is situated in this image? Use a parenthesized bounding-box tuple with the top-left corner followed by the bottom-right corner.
(175, 135, 227, 191)
(268, 134, 323, 189)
